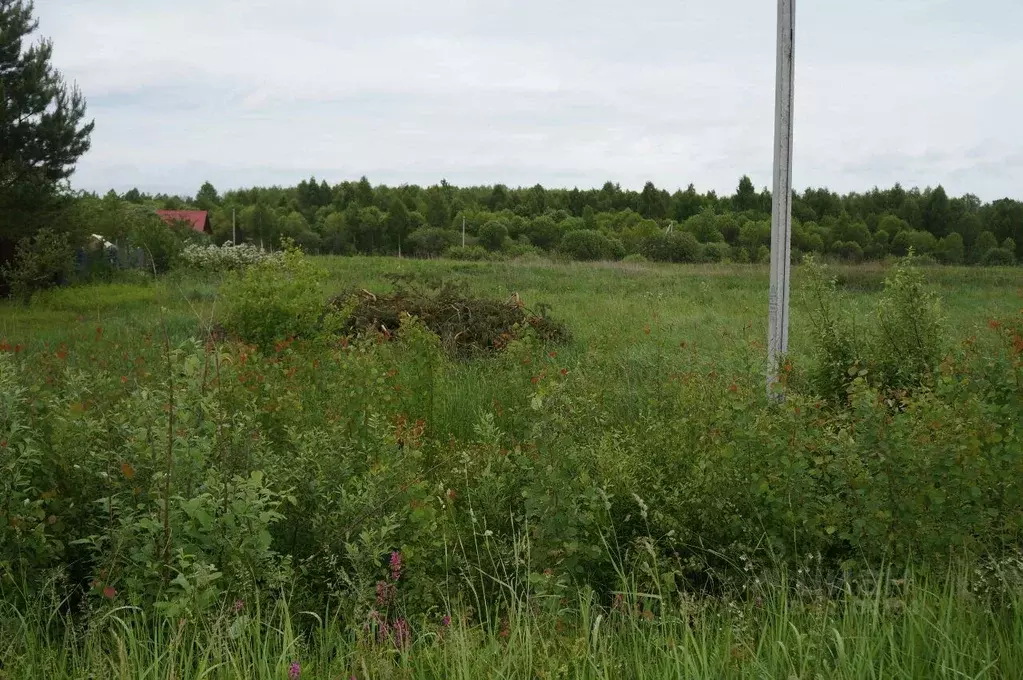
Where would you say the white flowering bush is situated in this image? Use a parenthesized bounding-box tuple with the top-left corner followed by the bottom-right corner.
(178, 242, 283, 272)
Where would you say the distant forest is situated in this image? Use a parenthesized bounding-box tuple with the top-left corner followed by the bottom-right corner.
(85, 177, 1022, 265)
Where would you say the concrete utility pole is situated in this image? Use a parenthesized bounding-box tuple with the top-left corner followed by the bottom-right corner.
(767, 0, 795, 399)
(461, 216, 466, 247)
(232, 208, 237, 244)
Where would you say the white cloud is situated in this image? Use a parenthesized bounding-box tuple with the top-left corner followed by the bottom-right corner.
(35, 0, 1023, 199)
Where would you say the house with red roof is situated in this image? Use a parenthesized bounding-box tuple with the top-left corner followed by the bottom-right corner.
(156, 210, 211, 234)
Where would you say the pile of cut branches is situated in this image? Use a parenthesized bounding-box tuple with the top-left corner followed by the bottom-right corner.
(328, 281, 568, 356)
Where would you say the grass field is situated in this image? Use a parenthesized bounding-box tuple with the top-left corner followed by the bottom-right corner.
(2, 257, 1023, 679)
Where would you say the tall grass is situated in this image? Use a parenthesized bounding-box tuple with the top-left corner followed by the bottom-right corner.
(4, 563, 1022, 679)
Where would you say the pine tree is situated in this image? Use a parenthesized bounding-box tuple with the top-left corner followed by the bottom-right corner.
(1, 0, 94, 220)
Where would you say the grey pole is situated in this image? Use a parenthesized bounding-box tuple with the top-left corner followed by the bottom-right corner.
(462, 216, 466, 247)
(232, 208, 236, 244)
(767, 0, 795, 398)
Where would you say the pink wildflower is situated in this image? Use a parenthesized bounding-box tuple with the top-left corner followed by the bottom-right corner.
(232, 599, 244, 614)
(288, 660, 301, 680)
(390, 551, 403, 581)
(376, 580, 396, 606)
(441, 615, 451, 627)
(392, 618, 411, 650)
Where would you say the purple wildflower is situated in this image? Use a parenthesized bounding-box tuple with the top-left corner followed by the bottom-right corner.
(288, 660, 301, 680)
(441, 615, 451, 627)
(376, 619, 390, 645)
(392, 617, 411, 650)
(389, 551, 402, 581)
(232, 599, 244, 614)
(376, 580, 396, 607)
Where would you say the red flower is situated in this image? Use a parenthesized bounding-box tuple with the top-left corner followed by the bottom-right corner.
(530, 375, 539, 385)
(102, 585, 117, 599)
(560, 368, 568, 376)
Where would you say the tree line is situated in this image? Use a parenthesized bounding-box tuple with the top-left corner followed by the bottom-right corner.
(82, 175, 1022, 265)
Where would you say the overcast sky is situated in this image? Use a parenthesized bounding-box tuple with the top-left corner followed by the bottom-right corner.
(35, 0, 1023, 200)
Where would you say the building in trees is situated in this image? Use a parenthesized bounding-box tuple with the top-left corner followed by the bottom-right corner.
(156, 210, 211, 234)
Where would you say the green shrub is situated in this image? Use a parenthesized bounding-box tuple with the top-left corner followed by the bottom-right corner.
(981, 247, 1016, 266)
(478, 220, 509, 252)
(0, 228, 75, 301)
(699, 241, 730, 263)
(831, 240, 864, 262)
(971, 231, 999, 261)
(559, 229, 621, 261)
(407, 227, 458, 257)
(130, 218, 186, 273)
(640, 231, 700, 262)
(220, 245, 326, 349)
(505, 239, 542, 259)
(444, 245, 495, 261)
(622, 253, 648, 264)
(803, 255, 944, 400)
(872, 255, 944, 390)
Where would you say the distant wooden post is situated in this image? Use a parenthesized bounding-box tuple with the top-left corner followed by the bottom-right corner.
(767, 0, 795, 399)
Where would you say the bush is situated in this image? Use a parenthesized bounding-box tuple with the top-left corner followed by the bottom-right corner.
(130, 218, 186, 273)
(220, 245, 326, 349)
(935, 233, 965, 264)
(444, 245, 496, 261)
(407, 227, 458, 257)
(641, 231, 700, 263)
(831, 240, 864, 262)
(478, 220, 509, 252)
(699, 241, 730, 263)
(559, 229, 622, 261)
(971, 231, 999, 261)
(0, 228, 75, 301)
(505, 240, 542, 259)
(804, 255, 943, 400)
(981, 247, 1016, 266)
(622, 253, 648, 264)
(178, 242, 283, 272)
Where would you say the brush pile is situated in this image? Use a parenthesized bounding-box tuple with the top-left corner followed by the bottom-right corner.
(328, 281, 569, 357)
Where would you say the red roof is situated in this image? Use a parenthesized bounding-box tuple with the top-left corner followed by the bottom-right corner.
(156, 210, 210, 233)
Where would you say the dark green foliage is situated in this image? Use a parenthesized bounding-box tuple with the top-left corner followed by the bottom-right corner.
(407, 227, 457, 257)
(129, 215, 187, 273)
(0, 1, 94, 211)
(935, 233, 965, 264)
(981, 247, 1016, 266)
(641, 231, 700, 262)
(733, 175, 757, 212)
(444, 244, 495, 261)
(0, 226, 73, 300)
(972, 231, 999, 261)
(699, 241, 730, 262)
(0, 0, 93, 294)
(478, 220, 508, 252)
(831, 240, 864, 262)
(559, 229, 622, 261)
